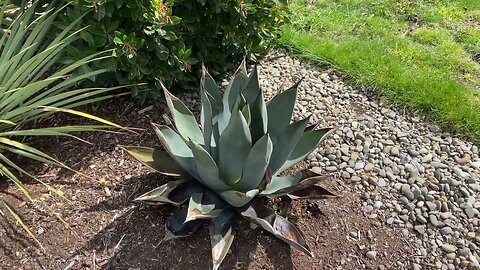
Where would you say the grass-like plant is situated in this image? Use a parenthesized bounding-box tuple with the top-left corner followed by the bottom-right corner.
(0, 1, 124, 245)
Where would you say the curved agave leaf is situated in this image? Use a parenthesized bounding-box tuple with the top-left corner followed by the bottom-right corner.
(201, 64, 222, 113)
(185, 191, 228, 222)
(218, 62, 249, 133)
(276, 127, 334, 175)
(241, 65, 260, 104)
(261, 171, 302, 195)
(240, 200, 313, 257)
(235, 134, 273, 191)
(164, 208, 205, 241)
(200, 90, 213, 154)
(210, 209, 238, 270)
(161, 84, 203, 143)
(134, 179, 202, 205)
(219, 189, 259, 207)
(287, 185, 338, 200)
(219, 110, 252, 184)
(152, 123, 199, 180)
(269, 117, 310, 175)
(250, 92, 268, 143)
(189, 140, 231, 191)
(266, 81, 300, 139)
(121, 146, 184, 176)
(241, 103, 251, 125)
(264, 170, 330, 197)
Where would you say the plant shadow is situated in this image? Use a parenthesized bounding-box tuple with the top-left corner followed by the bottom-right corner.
(65, 173, 294, 270)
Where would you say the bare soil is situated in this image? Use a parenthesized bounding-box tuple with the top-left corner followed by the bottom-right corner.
(0, 98, 415, 270)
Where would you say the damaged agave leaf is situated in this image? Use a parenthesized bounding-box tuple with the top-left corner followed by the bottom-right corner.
(210, 209, 237, 270)
(164, 208, 205, 241)
(134, 180, 202, 205)
(240, 199, 313, 257)
(185, 191, 228, 222)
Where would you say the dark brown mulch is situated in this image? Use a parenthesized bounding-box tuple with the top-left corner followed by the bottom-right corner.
(0, 97, 414, 270)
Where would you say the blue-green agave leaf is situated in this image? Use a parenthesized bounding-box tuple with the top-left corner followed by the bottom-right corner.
(210, 209, 237, 270)
(189, 140, 230, 191)
(266, 81, 300, 139)
(276, 127, 334, 175)
(219, 189, 259, 207)
(263, 170, 329, 197)
(241, 65, 260, 104)
(201, 64, 222, 113)
(269, 117, 310, 175)
(151, 123, 199, 179)
(219, 109, 252, 184)
(235, 134, 273, 191)
(162, 84, 203, 143)
(121, 146, 184, 176)
(241, 103, 251, 125)
(218, 64, 248, 133)
(185, 191, 228, 222)
(261, 171, 302, 195)
(134, 179, 202, 205)
(250, 92, 268, 143)
(200, 90, 213, 153)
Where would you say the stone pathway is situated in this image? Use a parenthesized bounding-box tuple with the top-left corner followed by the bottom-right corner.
(257, 52, 480, 270)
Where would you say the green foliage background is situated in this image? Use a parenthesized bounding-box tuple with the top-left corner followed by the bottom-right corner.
(46, 0, 289, 102)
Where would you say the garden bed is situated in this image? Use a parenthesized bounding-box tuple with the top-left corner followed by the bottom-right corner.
(0, 96, 412, 269)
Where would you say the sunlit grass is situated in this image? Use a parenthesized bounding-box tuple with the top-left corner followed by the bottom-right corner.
(281, 0, 480, 143)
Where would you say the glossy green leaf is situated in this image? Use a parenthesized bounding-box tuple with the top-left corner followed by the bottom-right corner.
(235, 134, 273, 191)
(121, 146, 184, 176)
(162, 84, 203, 143)
(218, 110, 252, 184)
(269, 117, 310, 175)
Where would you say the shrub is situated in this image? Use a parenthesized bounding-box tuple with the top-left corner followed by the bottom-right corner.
(51, 0, 289, 102)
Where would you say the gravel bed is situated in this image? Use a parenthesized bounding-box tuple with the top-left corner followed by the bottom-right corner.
(255, 52, 480, 270)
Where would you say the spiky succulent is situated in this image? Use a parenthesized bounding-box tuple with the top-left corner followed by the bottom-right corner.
(122, 61, 337, 270)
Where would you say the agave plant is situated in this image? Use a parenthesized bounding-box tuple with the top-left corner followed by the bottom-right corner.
(122, 62, 337, 269)
(0, 0, 125, 244)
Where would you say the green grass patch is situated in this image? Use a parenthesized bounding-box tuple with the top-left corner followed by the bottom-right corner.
(280, 0, 480, 143)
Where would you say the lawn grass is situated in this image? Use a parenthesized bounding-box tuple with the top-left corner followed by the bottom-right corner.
(280, 0, 480, 143)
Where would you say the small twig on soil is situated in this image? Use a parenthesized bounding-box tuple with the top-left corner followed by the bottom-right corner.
(115, 234, 126, 250)
(93, 250, 96, 270)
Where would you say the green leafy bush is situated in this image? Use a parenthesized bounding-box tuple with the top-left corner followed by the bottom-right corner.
(52, 0, 289, 102)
